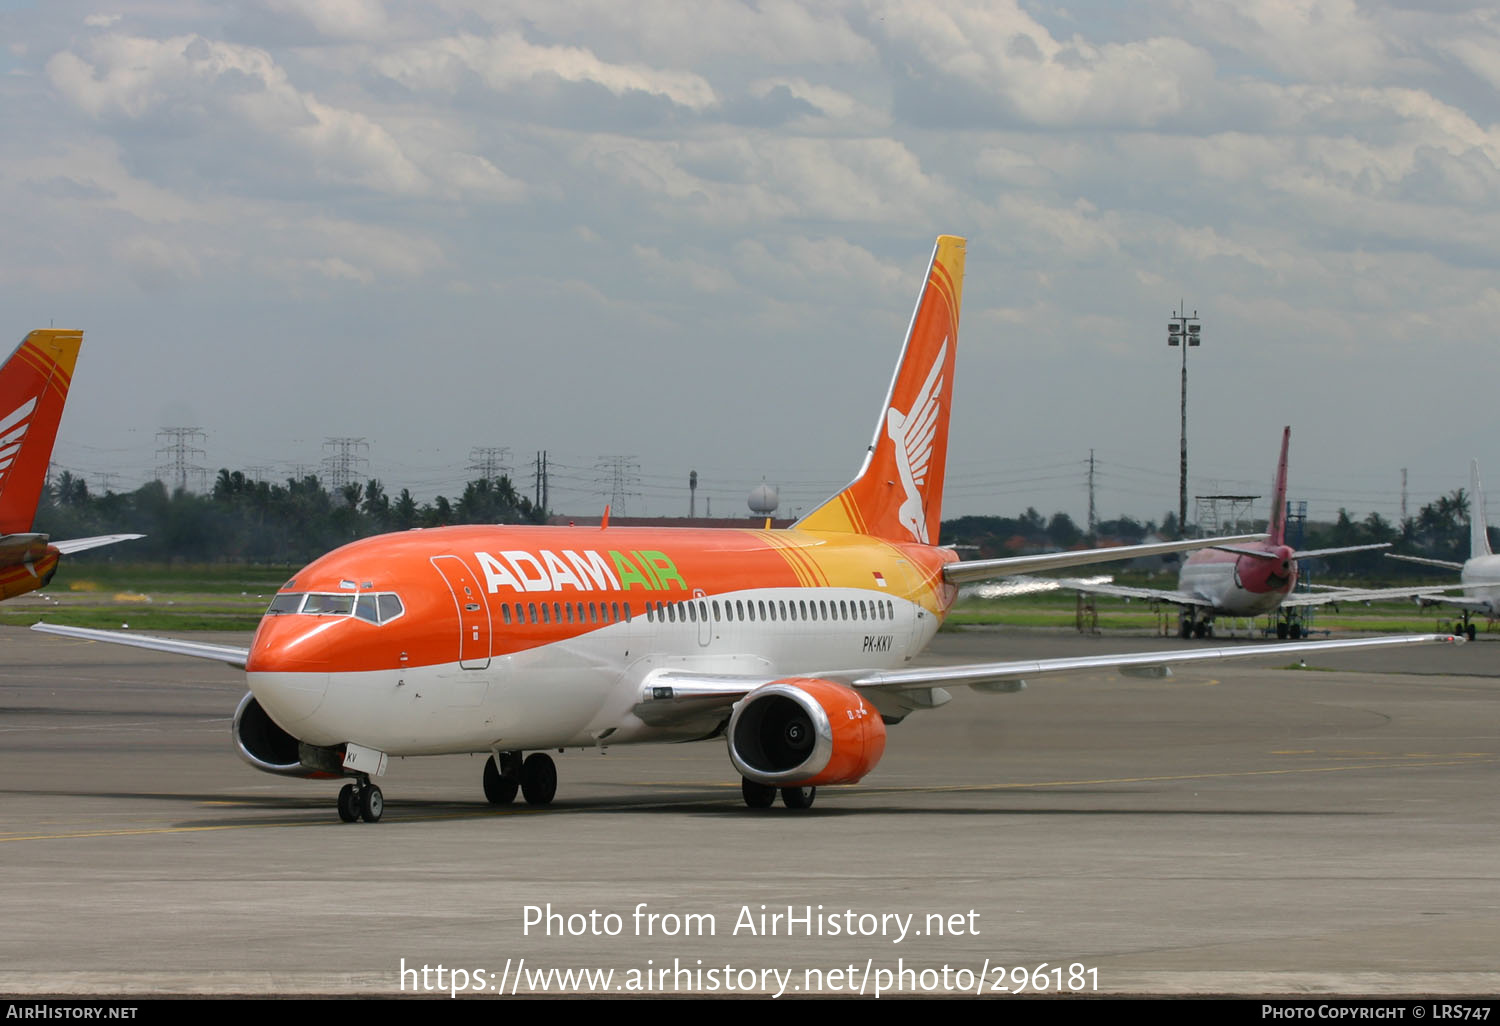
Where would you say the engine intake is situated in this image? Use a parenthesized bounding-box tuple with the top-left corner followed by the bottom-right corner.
(728, 679, 886, 787)
(232, 692, 342, 777)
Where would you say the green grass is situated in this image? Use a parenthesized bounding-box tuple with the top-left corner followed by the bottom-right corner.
(45, 561, 297, 595)
(4, 564, 281, 630)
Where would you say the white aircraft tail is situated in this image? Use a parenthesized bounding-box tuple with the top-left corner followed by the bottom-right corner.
(1471, 459, 1491, 559)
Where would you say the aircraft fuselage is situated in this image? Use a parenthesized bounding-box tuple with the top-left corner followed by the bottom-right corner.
(1178, 543, 1297, 617)
(245, 525, 957, 756)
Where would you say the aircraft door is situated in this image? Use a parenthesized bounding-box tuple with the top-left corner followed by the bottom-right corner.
(431, 554, 492, 669)
(694, 588, 711, 647)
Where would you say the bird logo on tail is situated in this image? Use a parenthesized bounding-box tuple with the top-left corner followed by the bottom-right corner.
(885, 340, 947, 544)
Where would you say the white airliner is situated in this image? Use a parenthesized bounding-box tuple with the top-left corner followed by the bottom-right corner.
(1385, 459, 1500, 640)
(31, 237, 1460, 822)
(1017, 428, 1404, 639)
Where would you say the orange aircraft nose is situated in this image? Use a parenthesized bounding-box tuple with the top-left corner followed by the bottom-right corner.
(245, 615, 338, 724)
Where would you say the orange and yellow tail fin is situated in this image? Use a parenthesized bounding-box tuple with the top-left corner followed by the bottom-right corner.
(797, 236, 964, 544)
(0, 330, 83, 534)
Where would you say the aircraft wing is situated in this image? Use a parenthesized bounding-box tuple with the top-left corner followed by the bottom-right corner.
(52, 533, 145, 555)
(1051, 579, 1200, 604)
(943, 533, 1266, 584)
(1411, 593, 1495, 614)
(633, 633, 1461, 726)
(1292, 543, 1390, 560)
(1278, 583, 1477, 607)
(29, 623, 249, 668)
(1386, 553, 1465, 571)
(971, 575, 1199, 605)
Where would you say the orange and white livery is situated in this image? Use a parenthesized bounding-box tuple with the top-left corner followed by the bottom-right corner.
(34, 238, 1460, 822)
(0, 330, 141, 600)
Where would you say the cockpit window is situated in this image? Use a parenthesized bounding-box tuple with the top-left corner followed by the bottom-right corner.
(266, 593, 305, 615)
(303, 593, 356, 616)
(378, 594, 404, 622)
(268, 590, 404, 623)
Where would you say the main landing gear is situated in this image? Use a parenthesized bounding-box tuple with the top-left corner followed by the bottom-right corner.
(483, 751, 557, 807)
(1455, 612, 1478, 642)
(741, 778, 817, 810)
(336, 777, 383, 823)
(1178, 610, 1213, 639)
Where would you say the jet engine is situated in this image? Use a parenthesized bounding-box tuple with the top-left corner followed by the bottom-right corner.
(232, 692, 342, 778)
(727, 678, 887, 787)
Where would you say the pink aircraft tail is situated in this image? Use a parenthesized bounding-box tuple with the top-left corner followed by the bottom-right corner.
(1267, 426, 1290, 547)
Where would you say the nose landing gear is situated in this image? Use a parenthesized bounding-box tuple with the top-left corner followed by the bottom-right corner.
(336, 776, 383, 823)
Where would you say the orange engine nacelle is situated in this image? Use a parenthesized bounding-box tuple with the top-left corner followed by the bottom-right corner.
(727, 678, 887, 787)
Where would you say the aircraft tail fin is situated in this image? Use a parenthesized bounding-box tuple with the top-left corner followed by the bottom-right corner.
(1267, 426, 1290, 547)
(1471, 459, 1491, 559)
(0, 330, 83, 535)
(796, 236, 964, 544)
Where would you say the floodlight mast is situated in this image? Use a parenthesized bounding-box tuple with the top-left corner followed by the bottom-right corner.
(1168, 305, 1202, 534)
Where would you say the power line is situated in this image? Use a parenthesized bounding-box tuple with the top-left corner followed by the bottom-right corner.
(321, 438, 369, 492)
(154, 427, 207, 494)
(595, 454, 641, 516)
(467, 446, 512, 481)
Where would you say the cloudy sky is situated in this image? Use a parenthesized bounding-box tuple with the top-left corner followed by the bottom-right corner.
(3, 0, 1498, 528)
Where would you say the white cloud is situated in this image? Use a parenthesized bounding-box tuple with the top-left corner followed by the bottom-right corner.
(733, 236, 908, 297)
(1170, 0, 1395, 83)
(263, 0, 393, 42)
(47, 34, 430, 195)
(630, 245, 737, 294)
(435, 0, 876, 66)
(745, 77, 889, 133)
(375, 32, 717, 110)
(869, 0, 1216, 127)
(117, 233, 202, 291)
(572, 134, 949, 226)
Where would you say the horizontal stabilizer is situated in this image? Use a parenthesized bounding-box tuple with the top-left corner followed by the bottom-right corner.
(52, 533, 145, 555)
(1210, 544, 1280, 561)
(944, 533, 1266, 585)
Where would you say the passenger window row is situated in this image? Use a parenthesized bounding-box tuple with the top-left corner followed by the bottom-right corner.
(501, 600, 631, 626)
(644, 596, 895, 625)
